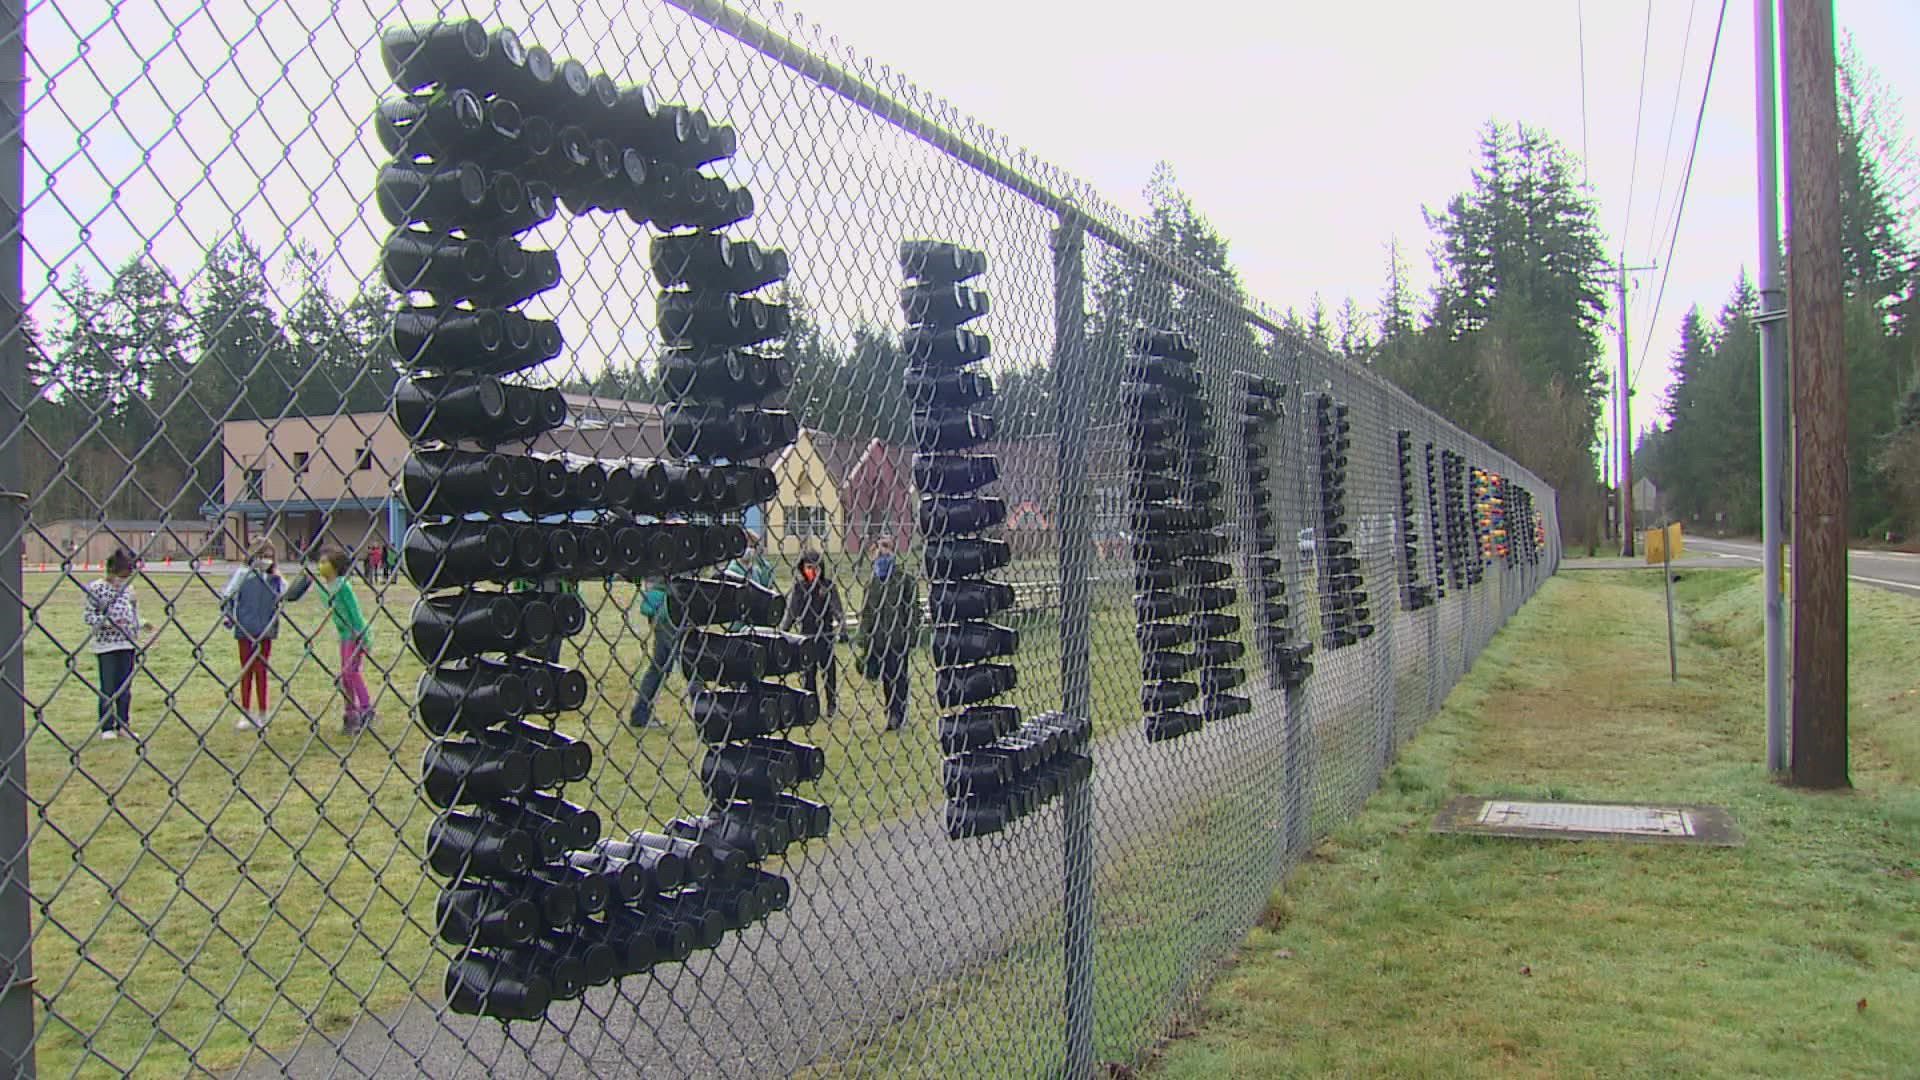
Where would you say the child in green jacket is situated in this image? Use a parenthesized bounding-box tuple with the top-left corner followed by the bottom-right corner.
(285, 548, 376, 733)
(629, 577, 679, 729)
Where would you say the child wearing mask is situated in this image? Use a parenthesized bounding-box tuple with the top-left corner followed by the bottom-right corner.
(857, 537, 919, 731)
(81, 547, 154, 741)
(284, 548, 376, 733)
(221, 539, 287, 730)
(780, 548, 844, 717)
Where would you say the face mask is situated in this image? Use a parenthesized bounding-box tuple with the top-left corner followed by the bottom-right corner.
(251, 558, 272, 572)
(802, 564, 818, 582)
(873, 554, 894, 580)
(314, 561, 337, 583)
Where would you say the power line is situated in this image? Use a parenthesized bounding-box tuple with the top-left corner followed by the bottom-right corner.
(1631, 0, 1731, 392)
(1643, 0, 1701, 260)
(1620, 0, 1656, 245)
(1577, 0, 1591, 186)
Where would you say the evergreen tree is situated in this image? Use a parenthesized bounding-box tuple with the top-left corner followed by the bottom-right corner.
(1334, 297, 1371, 361)
(1305, 294, 1332, 351)
(1086, 162, 1262, 404)
(1421, 122, 1609, 514)
(1377, 239, 1415, 342)
(42, 259, 199, 517)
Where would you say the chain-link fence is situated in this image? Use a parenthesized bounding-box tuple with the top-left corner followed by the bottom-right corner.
(0, 0, 1561, 1075)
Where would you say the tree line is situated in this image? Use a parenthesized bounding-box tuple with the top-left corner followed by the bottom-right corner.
(28, 238, 396, 521)
(1638, 54, 1919, 538)
(24, 129, 1609, 540)
(45, 82, 1911, 545)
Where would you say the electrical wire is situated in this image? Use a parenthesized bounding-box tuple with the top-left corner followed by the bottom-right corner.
(1643, 0, 1701, 260)
(1577, 0, 1592, 186)
(1632, 0, 1731, 392)
(1620, 0, 1655, 247)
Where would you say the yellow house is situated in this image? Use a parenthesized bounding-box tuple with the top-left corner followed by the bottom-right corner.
(761, 428, 846, 556)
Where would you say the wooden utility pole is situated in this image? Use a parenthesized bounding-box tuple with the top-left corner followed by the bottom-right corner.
(1615, 256, 1635, 556)
(1783, 0, 1849, 789)
(1610, 256, 1655, 555)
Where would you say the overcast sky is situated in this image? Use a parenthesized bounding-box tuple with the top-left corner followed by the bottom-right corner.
(25, 0, 1918, 456)
(783, 0, 1919, 452)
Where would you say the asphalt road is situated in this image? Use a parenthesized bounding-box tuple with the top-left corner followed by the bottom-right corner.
(1688, 537, 1920, 598)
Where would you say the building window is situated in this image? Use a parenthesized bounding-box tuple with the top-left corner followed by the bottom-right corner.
(243, 468, 265, 501)
(787, 504, 828, 539)
(357, 447, 376, 471)
(292, 451, 310, 475)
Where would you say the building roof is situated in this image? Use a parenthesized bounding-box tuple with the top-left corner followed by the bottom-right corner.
(36, 518, 216, 532)
(207, 496, 392, 518)
(808, 431, 874, 487)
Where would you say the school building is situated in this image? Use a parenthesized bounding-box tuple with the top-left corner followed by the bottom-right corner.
(211, 398, 1082, 568)
(210, 393, 668, 559)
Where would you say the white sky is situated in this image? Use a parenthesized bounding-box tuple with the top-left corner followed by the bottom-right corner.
(25, 0, 1919, 459)
(786, 0, 1919, 449)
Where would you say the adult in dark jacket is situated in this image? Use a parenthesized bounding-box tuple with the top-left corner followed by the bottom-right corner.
(780, 549, 844, 717)
(220, 539, 286, 731)
(857, 537, 920, 731)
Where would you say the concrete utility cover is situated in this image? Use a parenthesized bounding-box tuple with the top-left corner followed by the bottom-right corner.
(1432, 796, 1742, 846)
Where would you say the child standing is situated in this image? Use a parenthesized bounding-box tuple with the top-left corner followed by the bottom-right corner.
(81, 547, 153, 741)
(285, 548, 376, 733)
(780, 549, 844, 718)
(628, 576, 678, 730)
(220, 540, 286, 730)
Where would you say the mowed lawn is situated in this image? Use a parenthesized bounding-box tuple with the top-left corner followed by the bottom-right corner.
(1152, 570, 1920, 1078)
(17, 565, 1145, 1077)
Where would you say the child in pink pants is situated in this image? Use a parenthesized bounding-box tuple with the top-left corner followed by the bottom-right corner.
(284, 548, 376, 733)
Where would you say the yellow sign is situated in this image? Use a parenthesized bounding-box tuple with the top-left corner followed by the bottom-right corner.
(1645, 522, 1685, 564)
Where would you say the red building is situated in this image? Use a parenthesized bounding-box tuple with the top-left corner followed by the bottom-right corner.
(836, 437, 915, 555)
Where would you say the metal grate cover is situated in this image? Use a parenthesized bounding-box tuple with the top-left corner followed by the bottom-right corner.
(1432, 796, 1743, 846)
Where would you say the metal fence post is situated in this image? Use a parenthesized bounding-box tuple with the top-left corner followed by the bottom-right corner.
(1282, 359, 1314, 860)
(1372, 395, 1397, 771)
(1052, 209, 1095, 1079)
(0, 0, 33, 1071)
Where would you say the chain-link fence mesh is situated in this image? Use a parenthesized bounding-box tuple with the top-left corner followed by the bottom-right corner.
(0, 0, 1562, 1075)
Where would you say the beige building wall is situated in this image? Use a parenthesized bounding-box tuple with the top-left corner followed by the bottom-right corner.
(763, 429, 844, 556)
(218, 397, 670, 558)
(222, 413, 407, 506)
(221, 413, 405, 557)
(23, 521, 219, 568)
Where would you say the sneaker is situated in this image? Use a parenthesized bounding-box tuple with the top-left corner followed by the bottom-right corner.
(235, 716, 255, 731)
(253, 710, 269, 729)
(99, 729, 119, 741)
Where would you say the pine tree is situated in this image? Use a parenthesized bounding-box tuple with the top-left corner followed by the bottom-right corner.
(1305, 294, 1332, 351)
(1377, 239, 1415, 342)
(1334, 297, 1370, 361)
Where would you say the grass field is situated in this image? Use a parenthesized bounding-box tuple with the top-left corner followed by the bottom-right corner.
(1151, 569, 1920, 1078)
(19, 564, 1155, 1077)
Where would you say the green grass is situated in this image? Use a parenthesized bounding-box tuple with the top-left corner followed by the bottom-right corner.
(19, 564, 1165, 1077)
(1150, 570, 1920, 1078)
(797, 792, 1282, 1080)
(22, 557, 1167, 1068)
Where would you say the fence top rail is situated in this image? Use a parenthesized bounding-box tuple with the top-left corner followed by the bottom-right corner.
(662, 0, 1294, 329)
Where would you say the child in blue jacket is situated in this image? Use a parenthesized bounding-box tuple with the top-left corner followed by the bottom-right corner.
(220, 540, 286, 730)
